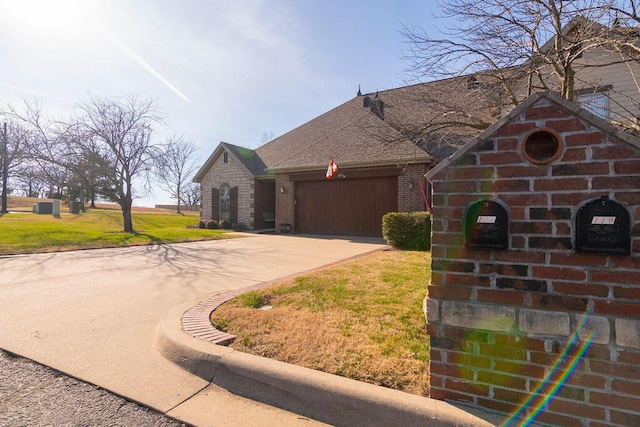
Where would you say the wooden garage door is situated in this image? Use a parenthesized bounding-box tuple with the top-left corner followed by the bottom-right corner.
(295, 177, 397, 236)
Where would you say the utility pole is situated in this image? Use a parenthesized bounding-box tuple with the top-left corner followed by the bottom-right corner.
(1, 122, 7, 214)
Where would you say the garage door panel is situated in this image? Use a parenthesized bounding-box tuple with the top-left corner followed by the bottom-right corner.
(295, 177, 397, 236)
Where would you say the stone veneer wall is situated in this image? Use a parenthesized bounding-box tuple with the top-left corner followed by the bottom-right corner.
(426, 97, 640, 426)
(199, 151, 254, 228)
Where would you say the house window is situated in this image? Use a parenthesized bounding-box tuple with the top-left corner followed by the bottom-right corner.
(467, 75, 481, 90)
(578, 92, 608, 120)
(220, 186, 230, 221)
(570, 42, 584, 59)
(223, 152, 228, 164)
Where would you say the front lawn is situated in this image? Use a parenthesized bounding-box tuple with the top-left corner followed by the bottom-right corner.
(0, 207, 231, 255)
(211, 249, 430, 396)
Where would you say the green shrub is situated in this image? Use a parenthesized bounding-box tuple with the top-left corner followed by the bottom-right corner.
(219, 220, 232, 230)
(382, 211, 431, 251)
(205, 219, 220, 229)
(198, 220, 206, 229)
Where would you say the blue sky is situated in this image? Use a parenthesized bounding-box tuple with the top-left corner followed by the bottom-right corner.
(0, 0, 442, 205)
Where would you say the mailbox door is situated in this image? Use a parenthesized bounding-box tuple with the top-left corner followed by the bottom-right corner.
(576, 197, 631, 255)
(465, 200, 509, 250)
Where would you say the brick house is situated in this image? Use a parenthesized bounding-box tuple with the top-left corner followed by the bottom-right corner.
(193, 90, 435, 237)
(193, 142, 270, 230)
(425, 91, 640, 426)
(195, 17, 640, 238)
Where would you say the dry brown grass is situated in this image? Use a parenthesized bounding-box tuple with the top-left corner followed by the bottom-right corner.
(211, 249, 431, 396)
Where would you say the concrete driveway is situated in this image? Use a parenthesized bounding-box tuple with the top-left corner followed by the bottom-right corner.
(0, 234, 385, 424)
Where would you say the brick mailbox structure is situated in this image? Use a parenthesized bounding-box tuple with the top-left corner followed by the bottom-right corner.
(425, 92, 640, 426)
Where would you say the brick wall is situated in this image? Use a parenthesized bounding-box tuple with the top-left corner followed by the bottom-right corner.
(426, 93, 640, 426)
(275, 174, 295, 233)
(398, 163, 430, 212)
(199, 151, 254, 228)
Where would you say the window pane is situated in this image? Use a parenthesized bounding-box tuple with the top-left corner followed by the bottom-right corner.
(220, 199, 230, 221)
(578, 93, 608, 120)
(220, 186, 230, 221)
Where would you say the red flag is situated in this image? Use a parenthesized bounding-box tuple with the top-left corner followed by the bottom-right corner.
(326, 159, 338, 178)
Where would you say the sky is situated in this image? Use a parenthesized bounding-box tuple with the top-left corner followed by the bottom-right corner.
(0, 0, 442, 206)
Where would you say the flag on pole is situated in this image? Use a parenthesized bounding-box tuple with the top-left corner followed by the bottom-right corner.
(326, 158, 338, 178)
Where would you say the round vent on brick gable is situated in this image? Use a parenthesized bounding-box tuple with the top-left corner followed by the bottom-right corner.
(521, 128, 563, 164)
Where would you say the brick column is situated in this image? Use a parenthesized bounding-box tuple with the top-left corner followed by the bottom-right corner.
(426, 94, 640, 426)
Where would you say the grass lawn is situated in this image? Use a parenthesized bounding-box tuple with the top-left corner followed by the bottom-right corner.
(0, 198, 231, 255)
(211, 249, 431, 396)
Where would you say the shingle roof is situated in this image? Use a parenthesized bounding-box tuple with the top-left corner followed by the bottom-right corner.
(195, 77, 495, 181)
(193, 141, 265, 183)
(224, 143, 266, 176)
(255, 94, 432, 173)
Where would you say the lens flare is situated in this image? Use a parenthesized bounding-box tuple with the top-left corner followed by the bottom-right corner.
(501, 313, 594, 427)
(104, 34, 191, 104)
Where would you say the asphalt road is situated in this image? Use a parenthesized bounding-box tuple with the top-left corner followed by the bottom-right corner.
(0, 349, 186, 427)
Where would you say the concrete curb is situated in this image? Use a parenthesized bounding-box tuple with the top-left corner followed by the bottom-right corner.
(157, 301, 496, 427)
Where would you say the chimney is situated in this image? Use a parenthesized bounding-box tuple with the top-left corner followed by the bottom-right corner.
(370, 92, 384, 119)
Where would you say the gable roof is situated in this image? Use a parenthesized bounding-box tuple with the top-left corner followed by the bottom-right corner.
(538, 16, 607, 53)
(537, 15, 639, 54)
(225, 142, 267, 176)
(195, 86, 443, 182)
(425, 91, 640, 181)
(193, 141, 265, 183)
(254, 93, 433, 174)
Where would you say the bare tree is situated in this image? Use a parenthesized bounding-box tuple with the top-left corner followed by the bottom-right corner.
(14, 163, 48, 198)
(73, 94, 163, 232)
(399, 0, 640, 142)
(3, 99, 77, 202)
(5, 99, 121, 212)
(260, 131, 275, 144)
(180, 182, 201, 207)
(1, 122, 29, 213)
(154, 135, 199, 214)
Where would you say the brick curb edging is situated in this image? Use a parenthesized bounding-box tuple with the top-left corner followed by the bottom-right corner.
(181, 283, 264, 346)
(181, 294, 237, 346)
(181, 275, 328, 346)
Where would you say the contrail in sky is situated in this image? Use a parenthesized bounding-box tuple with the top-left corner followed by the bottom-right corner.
(105, 33, 191, 103)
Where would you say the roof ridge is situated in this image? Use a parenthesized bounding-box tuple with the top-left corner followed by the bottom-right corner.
(257, 96, 366, 153)
(267, 109, 381, 169)
(221, 141, 255, 151)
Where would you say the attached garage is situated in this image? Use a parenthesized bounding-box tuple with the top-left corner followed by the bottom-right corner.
(195, 90, 434, 236)
(293, 169, 399, 237)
